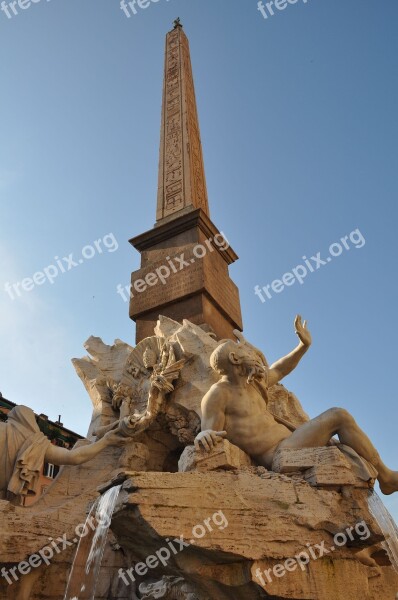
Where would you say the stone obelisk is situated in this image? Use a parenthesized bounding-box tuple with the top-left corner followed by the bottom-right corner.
(129, 20, 243, 343)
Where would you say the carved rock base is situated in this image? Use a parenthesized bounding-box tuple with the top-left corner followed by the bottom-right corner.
(178, 440, 253, 473)
(111, 470, 398, 600)
(273, 446, 373, 489)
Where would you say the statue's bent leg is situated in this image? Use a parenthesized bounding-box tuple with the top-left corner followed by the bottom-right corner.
(278, 408, 350, 449)
(278, 408, 398, 495)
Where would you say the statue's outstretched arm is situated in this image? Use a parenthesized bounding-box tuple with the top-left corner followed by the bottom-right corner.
(44, 429, 126, 466)
(268, 315, 312, 386)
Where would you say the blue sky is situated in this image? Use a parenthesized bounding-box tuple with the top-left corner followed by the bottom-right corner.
(1, 0, 397, 517)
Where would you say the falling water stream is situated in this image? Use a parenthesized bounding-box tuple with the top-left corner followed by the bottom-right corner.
(368, 490, 398, 572)
(63, 484, 122, 600)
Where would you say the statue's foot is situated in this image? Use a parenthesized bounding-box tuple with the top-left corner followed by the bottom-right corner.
(379, 471, 398, 496)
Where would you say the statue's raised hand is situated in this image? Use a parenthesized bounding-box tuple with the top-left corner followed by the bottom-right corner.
(294, 315, 312, 348)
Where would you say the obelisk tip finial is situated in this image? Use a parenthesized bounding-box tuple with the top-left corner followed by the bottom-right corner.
(173, 17, 182, 29)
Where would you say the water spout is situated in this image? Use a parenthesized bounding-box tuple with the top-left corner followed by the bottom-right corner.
(63, 484, 122, 600)
(368, 490, 398, 573)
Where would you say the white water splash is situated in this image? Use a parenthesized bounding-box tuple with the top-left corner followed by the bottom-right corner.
(63, 484, 122, 600)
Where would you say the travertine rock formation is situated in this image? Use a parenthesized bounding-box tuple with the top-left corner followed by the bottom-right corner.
(0, 445, 131, 600)
(111, 469, 398, 600)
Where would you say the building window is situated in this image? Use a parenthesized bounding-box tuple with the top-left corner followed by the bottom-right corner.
(43, 463, 58, 479)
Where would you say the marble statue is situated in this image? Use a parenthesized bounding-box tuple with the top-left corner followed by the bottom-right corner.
(94, 341, 186, 441)
(195, 315, 398, 495)
(0, 405, 126, 501)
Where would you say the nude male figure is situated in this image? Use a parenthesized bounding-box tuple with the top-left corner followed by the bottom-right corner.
(195, 316, 398, 495)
